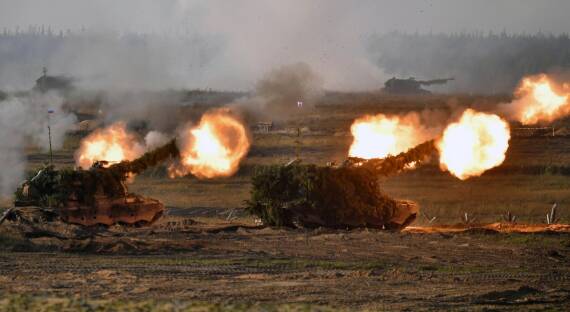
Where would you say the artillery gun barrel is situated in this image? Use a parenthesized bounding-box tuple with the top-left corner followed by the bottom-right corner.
(347, 140, 436, 176)
(108, 139, 180, 176)
(418, 78, 454, 86)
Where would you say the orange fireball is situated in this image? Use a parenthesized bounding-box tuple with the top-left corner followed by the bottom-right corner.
(169, 110, 250, 179)
(75, 122, 145, 169)
(512, 74, 569, 125)
(349, 113, 430, 159)
(437, 109, 510, 180)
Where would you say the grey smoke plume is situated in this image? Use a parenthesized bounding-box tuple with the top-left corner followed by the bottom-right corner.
(144, 131, 170, 150)
(194, 62, 324, 127)
(367, 32, 570, 94)
(0, 92, 77, 195)
(97, 90, 188, 133)
(256, 63, 324, 109)
(0, 1, 387, 91)
(233, 62, 324, 120)
(1, 1, 569, 92)
(0, 33, 222, 91)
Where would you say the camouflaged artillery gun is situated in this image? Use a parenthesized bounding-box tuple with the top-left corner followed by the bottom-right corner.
(245, 140, 435, 231)
(11, 140, 179, 227)
(383, 77, 454, 95)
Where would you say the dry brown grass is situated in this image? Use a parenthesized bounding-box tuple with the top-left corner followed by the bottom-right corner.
(384, 172, 570, 224)
(3, 93, 570, 226)
(129, 175, 251, 210)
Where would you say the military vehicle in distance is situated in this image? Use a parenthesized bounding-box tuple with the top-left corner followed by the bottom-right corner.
(33, 67, 74, 93)
(12, 140, 179, 227)
(383, 77, 454, 95)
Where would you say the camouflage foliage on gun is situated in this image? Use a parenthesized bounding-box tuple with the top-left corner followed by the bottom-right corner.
(13, 139, 181, 226)
(246, 140, 436, 230)
(106, 139, 179, 177)
(15, 139, 180, 208)
(344, 140, 436, 176)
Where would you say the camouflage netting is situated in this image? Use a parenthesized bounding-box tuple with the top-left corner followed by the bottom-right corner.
(108, 139, 179, 177)
(15, 139, 180, 208)
(245, 140, 435, 230)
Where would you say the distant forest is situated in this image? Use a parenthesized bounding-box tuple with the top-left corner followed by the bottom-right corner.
(368, 32, 570, 93)
(0, 27, 220, 90)
(2, 28, 570, 93)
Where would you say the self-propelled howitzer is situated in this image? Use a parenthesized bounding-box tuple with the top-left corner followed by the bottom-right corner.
(383, 77, 454, 94)
(14, 140, 179, 227)
(246, 140, 437, 231)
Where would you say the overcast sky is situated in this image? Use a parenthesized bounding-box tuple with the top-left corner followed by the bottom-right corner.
(1, 0, 568, 34)
(0, 0, 568, 91)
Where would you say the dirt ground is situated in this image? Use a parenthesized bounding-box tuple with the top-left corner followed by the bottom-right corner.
(1, 211, 570, 311)
(1, 94, 570, 310)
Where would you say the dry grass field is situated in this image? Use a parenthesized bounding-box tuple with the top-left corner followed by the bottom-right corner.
(1, 93, 570, 310)
(130, 94, 570, 224)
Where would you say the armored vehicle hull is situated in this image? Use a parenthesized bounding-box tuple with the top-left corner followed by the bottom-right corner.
(59, 194, 164, 226)
(13, 140, 179, 227)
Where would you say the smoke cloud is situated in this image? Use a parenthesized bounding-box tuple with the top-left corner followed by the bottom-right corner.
(367, 32, 570, 94)
(144, 131, 171, 150)
(96, 90, 188, 133)
(1, 1, 569, 92)
(0, 92, 77, 195)
(0, 32, 222, 91)
(229, 62, 324, 121)
(255, 62, 323, 109)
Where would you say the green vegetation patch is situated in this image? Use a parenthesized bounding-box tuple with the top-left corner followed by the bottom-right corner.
(0, 295, 341, 312)
(244, 164, 399, 229)
(497, 233, 569, 247)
